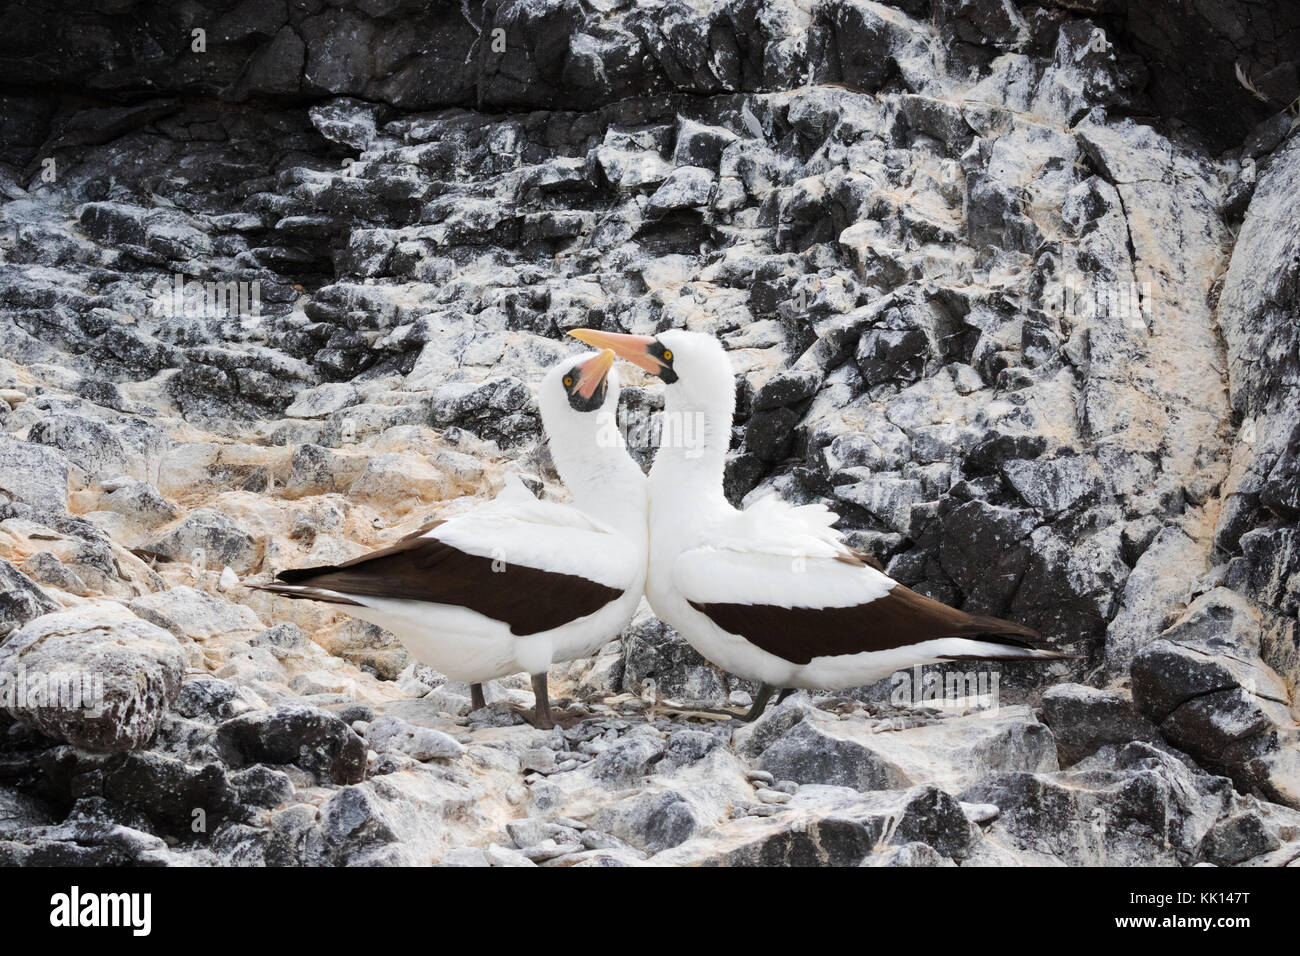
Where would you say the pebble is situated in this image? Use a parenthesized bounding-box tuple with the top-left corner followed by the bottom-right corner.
(484, 844, 536, 867)
(523, 839, 585, 862)
(505, 785, 528, 805)
(521, 748, 558, 773)
(440, 847, 489, 867)
(960, 802, 1002, 825)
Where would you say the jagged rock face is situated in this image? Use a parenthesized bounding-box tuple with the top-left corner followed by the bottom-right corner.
(3, 0, 1294, 150)
(0, 0, 1297, 866)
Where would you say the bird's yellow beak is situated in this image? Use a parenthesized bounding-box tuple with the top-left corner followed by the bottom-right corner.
(568, 328, 664, 376)
(574, 348, 615, 399)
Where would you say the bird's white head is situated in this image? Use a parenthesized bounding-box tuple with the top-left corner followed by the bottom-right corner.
(567, 327, 735, 419)
(536, 349, 644, 518)
(536, 347, 620, 464)
(538, 347, 617, 418)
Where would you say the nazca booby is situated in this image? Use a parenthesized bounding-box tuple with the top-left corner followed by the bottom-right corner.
(256, 349, 647, 729)
(571, 327, 1074, 721)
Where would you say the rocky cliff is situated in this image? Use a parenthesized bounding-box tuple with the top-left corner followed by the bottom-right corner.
(0, 0, 1297, 866)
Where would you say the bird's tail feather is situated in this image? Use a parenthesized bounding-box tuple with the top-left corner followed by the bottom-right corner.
(950, 613, 1081, 661)
(247, 582, 363, 606)
(939, 644, 1082, 663)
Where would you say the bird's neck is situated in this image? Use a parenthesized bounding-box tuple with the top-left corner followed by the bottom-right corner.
(648, 388, 732, 509)
(550, 431, 647, 538)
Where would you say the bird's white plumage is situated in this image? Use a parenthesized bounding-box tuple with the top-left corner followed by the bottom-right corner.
(674, 547, 894, 610)
(672, 492, 894, 609)
(429, 475, 638, 590)
(330, 588, 639, 685)
(638, 329, 1060, 690)
(705, 493, 843, 555)
(267, 355, 647, 687)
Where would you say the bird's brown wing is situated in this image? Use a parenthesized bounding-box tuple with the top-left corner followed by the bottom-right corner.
(690, 582, 1045, 666)
(261, 532, 622, 636)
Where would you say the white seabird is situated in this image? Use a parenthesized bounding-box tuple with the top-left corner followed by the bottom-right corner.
(571, 327, 1074, 721)
(255, 349, 647, 728)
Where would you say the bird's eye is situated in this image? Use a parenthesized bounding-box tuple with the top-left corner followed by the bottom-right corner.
(563, 376, 574, 388)
(662, 350, 673, 361)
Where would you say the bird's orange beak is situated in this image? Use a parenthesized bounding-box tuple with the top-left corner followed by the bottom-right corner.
(574, 348, 615, 399)
(569, 328, 663, 376)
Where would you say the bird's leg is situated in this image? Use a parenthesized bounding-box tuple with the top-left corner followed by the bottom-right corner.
(741, 683, 777, 722)
(470, 682, 486, 711)
(775, 688, 795, 705)
(530, 672, 554, 730)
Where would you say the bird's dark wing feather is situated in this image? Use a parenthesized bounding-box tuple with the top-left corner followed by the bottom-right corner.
(265, 532, 622, 636)
(690, 583, 1046, 666)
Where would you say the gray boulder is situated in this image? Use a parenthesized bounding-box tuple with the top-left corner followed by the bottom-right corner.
(362, 715, 465, 762)
(0, 436, 69, 511)
(129, 585, 263, 644)
(27, 412, 143, 481)
(962, 742, 1236, 866)
(759, 706, 1058, 794)
(1040, 683, 1160, 766)
(142, 509, 261, 572)
(1198, 810, 1282, 866)
(1130, 618, 1296, 803)
(656, 785, 974, 866)
(587, 789, 701, 854)
(621, 607, 731, 706)
(217, 705, 368, 785)
(0, 606, 184, 751)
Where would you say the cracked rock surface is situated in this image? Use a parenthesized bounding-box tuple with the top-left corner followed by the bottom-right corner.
(0, 0, 1297, 866)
